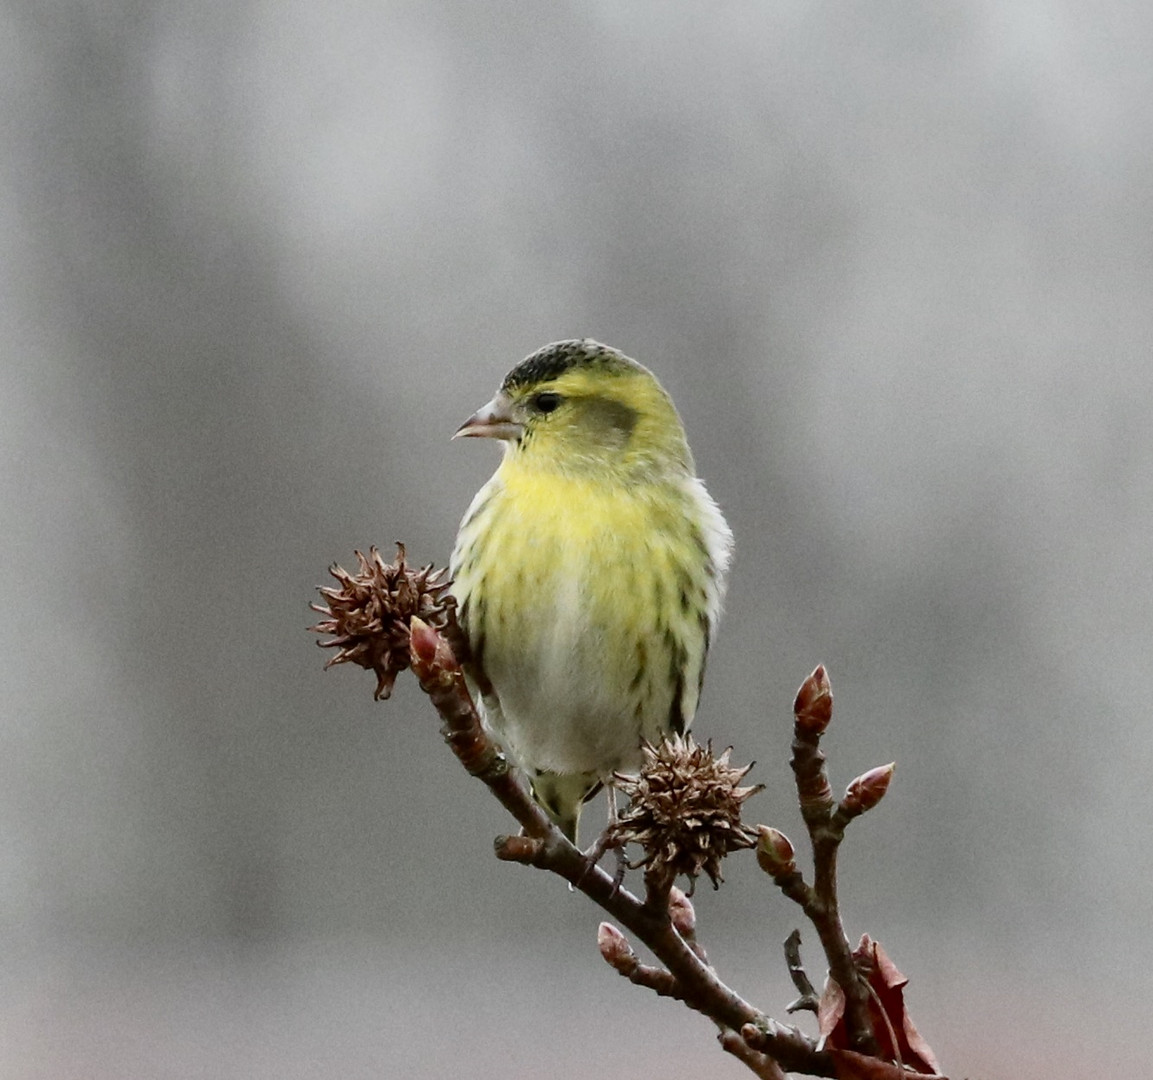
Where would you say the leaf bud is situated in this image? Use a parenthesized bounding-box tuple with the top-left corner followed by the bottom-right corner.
(841, 762, 895, 816)
(793, 665, 833, 734)
(755, 825, 798, 878)
(597, 922, 636, 973)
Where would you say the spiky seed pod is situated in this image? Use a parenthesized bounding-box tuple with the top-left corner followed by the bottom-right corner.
(310, 544, 455, 700)
(610, 735, 763, 892)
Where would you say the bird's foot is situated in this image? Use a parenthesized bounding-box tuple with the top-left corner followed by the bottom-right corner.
(579, 831, 626, 894)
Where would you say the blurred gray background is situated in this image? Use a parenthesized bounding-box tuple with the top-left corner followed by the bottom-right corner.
(3, 2, 1150, 1076)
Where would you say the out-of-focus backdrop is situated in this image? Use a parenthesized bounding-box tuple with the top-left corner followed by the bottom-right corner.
(4, 3, 1149, 1076)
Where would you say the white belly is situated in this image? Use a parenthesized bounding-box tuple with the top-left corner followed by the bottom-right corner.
(480, 562, 653, 776)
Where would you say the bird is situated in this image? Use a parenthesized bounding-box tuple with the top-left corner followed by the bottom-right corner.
(450, 339, 733, 845)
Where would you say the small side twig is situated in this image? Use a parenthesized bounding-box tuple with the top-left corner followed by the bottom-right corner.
(786, 665, 878, 1056)
(783, 929, 820, 1014)
(597, 923, 683, 1000)
(719, 1027, 789, 1080)
(312, 549, 939, 1079)
(408, 617, 832, 1077)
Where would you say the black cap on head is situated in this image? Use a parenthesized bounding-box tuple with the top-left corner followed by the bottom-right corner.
(501, 339, 637, 391)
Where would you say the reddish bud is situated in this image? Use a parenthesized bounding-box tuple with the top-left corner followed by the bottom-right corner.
(755, 825, 797, 878)
(409, 616, 459, 677)
(842, 762, 896, 816)
(794, 664, 833, 734)
(597, 922, 636, 973)
(408, 616, 438, 663)
(668, 886, 697, 937)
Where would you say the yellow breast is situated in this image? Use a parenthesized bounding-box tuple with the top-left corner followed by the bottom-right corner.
(451, 461, 718, 777)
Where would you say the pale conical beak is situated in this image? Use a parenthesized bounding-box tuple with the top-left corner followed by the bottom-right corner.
(452, 392, 522, 441)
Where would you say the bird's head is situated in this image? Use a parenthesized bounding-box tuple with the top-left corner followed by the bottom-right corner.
(454, 340, 693, 479)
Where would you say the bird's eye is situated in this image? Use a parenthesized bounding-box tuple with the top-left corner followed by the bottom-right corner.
(531, 391, 563, 414)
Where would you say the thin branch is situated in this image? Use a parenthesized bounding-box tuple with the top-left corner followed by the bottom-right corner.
(783, 929, 820, 1014)
(597, 923, 682, 999)
(409, 618, 833, 1078)
(314, 551, 940, 1078)
(642, 865, 676, 917)
(788, 665, 877, 1056)
(719, 1028, 789, 1080)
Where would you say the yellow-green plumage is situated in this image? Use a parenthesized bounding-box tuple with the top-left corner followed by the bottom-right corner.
(450, 340, 732, 843)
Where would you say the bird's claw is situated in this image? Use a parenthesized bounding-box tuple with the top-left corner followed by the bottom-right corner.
(578, 831, 627, 894)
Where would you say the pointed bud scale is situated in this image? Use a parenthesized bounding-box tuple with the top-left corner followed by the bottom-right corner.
(409, 616, 461, 681)
(597, 922, 635, 973)
(842, 762, 896, 816)
(408, 616, 439, 665)
(793, 665, 833, 734)
(755, 825, 797, 878)
(668, 886, 697, 937)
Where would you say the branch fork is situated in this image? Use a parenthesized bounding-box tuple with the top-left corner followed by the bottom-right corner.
(312, 549, 945, 1080)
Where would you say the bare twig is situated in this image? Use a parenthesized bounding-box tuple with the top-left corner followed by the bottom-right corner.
(313, 551, 941, 1079)
(408, 617, 832, 1077)
(597, 923, 682, 999)
(783, 929, 820, 1014)
(787, 665, 878, 1056)
(719, 1027, 789, 1080)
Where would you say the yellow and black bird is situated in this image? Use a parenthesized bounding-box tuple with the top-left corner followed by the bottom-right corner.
(451, 340, 732, 844)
